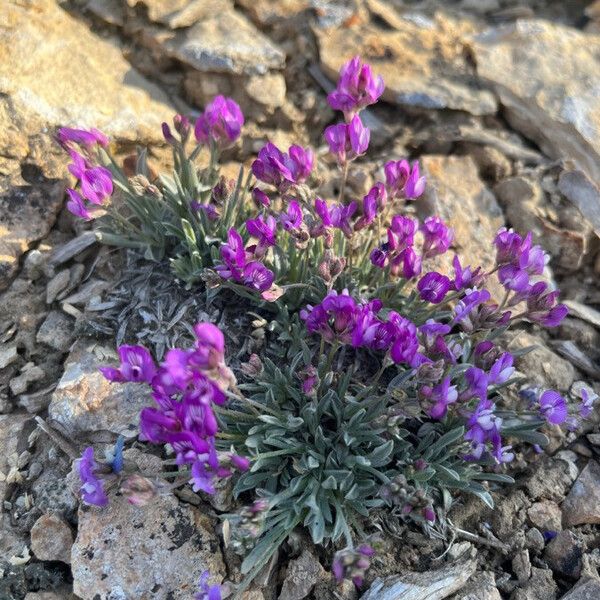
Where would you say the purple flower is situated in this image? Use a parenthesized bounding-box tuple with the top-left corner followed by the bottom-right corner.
(452, 255, 483, 290)
(397, 247, 422, 279)
(252, 188, 271, 208)
(384, 160, 410, 198)
(404, 162, 426, 199)
(488, 352, 514, 385)
(315, 198, 357, 238)
(332, 544, 375, 588)
(217, 228, 247, 280)
(389, 314, 424, 367)
(100, 345, 157, 384)
(301, 290, 360, 344)
(494, 228, 524, 266)
(324, 114, 370, 164)
(352, 300, 397, 351)
(68, 151, 113, 204)
(193, 323, 225, 370)
(280, 200, 303, 231)
(526, 283, 568, 327)
(78, 447, 108, 507)
(66, 188, 92, 221)
(426, 377, 458, 419)
(539, 390, 568, 425)
(519, 239, 548, 275)
(194, 95, 244, 147)
(463, 367, 489, 401)
(195, 571, 222, 600)
(58, 126, 108, 149)
(498, 265, 530, 293)
(578, 386, 598, 419)
(420, 216, 453, 258)
(354, 184, 383, 230)
(243, 262, 275, 292)
(246, 215, 277, 254)
(452, 288, 491, 326)
(417, 272, 451, 304)
(162, 122, 176, 145)
(370, 247, 388, 268)
(252, 142, 313, 190)
(464, 399, 512, 463)
(388, 215, 417, 252)
(327, 55, 384, 116)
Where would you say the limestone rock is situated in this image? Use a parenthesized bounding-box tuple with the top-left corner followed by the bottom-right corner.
(544, 530, 582, 579)
(527, 501, 562, 532)
(48, 340, 153, 439)
(0, 414, 31, 502)
(317, 17, 497, 116)
(127, 0, 232, 28)
(30, 513, 73, 564)
(525, 456, 578, 503)
(511, 567, 557, 600)
(562, 460, 600, 527)
(0, 0, 174, 144)
(0, 177, 65, 291)
(161, 9, 285, 76)
(279, 550, 324, 600)
(71, 491, 225, 600)
(418, 155, 504, 297)
(361, 557, 476, 600)
(36, 311, 74, 353)
(560, 577, 600, 600)
(452, 571, 501, 600)
(513, 333, 576, 392)
(558, 169, 600, 239)
(471, 20, 600, 183)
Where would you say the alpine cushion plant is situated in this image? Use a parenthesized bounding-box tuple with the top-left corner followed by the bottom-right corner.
(62, 55, 597, 597)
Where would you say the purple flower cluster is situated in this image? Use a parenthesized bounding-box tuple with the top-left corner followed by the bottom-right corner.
(494, 228, 568, 327)
(100, 323, 249, 496)
(300, 291, 426, 367)
(59, 127, 113, 221)
(195, 571, 222, 600)
(252, 142, 314, 192)
(370, 215, 453, 279)
(216, 228, 275, 294)
(194, 95, 244, 148)
(332, 544, 376, 588)
(327, 55, 385, 119)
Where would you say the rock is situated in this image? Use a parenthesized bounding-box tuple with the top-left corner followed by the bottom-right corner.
(544, 530, 583, 579)
(525, 528, 545, 553)
(451, 571, 501, 600)
(558, 169, 600, 239)
(317, 17, 497, 116)
(361, 557, 476, 600)
(71, 491, 225, 600)
(0, 414, 30, 501)
(471, 20, 600, 183)
(562, 460, 600, 527)
(244, 73, 287, 110)
(128, 0, 232, 28)
(279, 550, 324, 600)
(36, 311, 74, 353)
(86, 0, 125, 27)
(0, 0, 174, 144)
(560, 577, 600, 599)
(527, 501, 563, 532)
(513, 333, 576, 392)
(237, 0, 308, 28)
(511, 567, 557, 600)
(513, 550, 532, 585)
(463, 144, 511, 183)
(553, 340, 600, 380)
(0, 345, 18, 369)
(160, 9, 285, 76)
(10, 364, 45, 395)
(30, 513, 73, 564)
(559, 318, 600, 352)
(25, 591, 78, 600)
(48, 232, 98, 267)
(48, 340, 153, 439)
(526, 457, 578, 503)
(46, 270, 71, 304)
(31, 467, 79, 519)
(418, 155, 504, 294)
(494, 176, 543, 236)
(563, 301, 600, 329)
(0, 177, 66, 291)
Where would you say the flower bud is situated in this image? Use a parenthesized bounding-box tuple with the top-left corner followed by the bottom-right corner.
(240, 354, 263, 377)
(120, 475, 156, 506)
(212, 176, 235, 205)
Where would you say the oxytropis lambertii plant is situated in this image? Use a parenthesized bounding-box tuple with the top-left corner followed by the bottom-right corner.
(62, 56, 597, 599)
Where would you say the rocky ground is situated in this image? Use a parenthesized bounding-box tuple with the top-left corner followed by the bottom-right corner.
(1, 0, 600, 598)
